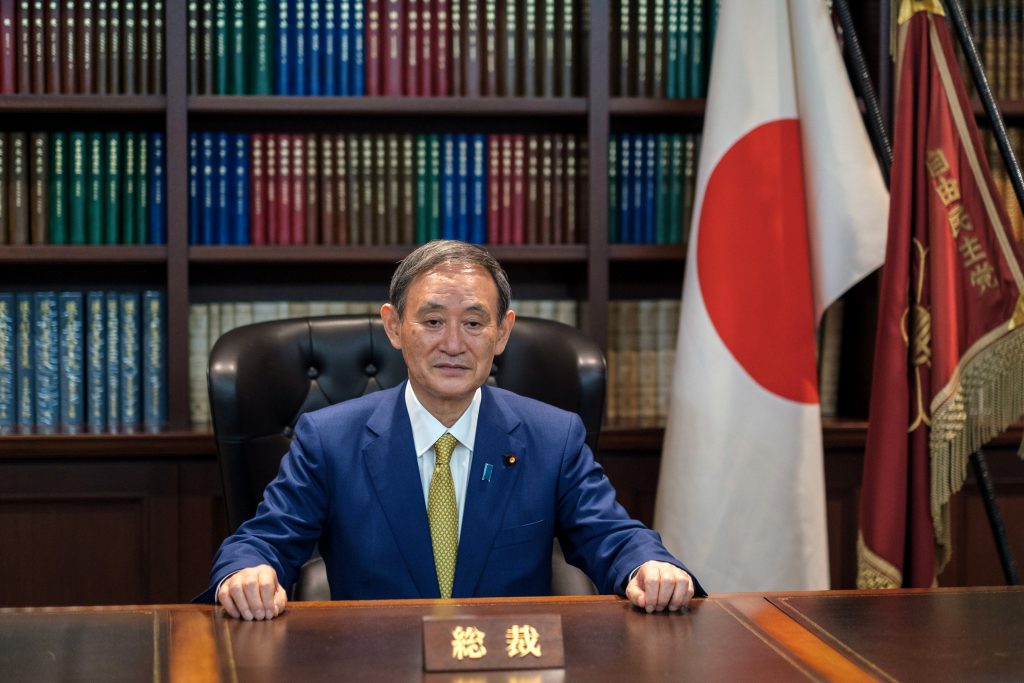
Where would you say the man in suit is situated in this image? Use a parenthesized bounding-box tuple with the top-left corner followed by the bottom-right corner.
(202, 240, 704, 620)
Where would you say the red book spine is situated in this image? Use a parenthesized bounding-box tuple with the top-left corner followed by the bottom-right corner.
(510, 134, 525, 244)
(250, 133, 266, 245)
(418, 0, 431, 95)
(383, 0, 402, 95)
(276, 133, 291, 245)
(500, 134, 512, 244)
(264, 133, 278, 245)
(434, 0, 448, 95)
(0, 0, 14, 93)
(487, 134, 500, 244)
(16, 0, 29, 92)
(290, 134, 305, 245)
(334, 133, 348, 245)
(44, 0, 59, 92)
(60, 0, 74, 92)
(30, 0, 43, 93)
(365, 0, 382, 95)
(404, 0, 418, 96)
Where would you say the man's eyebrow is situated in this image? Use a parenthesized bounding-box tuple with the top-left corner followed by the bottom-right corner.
(415, 301, 493, 318)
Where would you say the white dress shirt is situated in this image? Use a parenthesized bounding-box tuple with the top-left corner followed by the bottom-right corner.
(404, 381, 481, 537)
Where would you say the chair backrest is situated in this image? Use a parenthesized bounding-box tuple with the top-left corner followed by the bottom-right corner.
(208, 315, 607, 534)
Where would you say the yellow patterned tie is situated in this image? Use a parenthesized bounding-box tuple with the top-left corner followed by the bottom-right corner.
(428, 432, 459, 598)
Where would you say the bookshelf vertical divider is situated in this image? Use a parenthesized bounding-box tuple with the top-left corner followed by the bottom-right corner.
(587, 0, 611, 355)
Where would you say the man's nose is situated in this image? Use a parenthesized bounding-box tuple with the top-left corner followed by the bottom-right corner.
(439, 324, 464, 354)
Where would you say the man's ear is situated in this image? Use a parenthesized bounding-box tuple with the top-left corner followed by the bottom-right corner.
(380, 303, 402, 350)
(494, 309, 516, 356)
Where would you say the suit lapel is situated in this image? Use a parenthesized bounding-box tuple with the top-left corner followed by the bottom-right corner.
(453, 387, 524, 597)
(363, 385, 439, 598)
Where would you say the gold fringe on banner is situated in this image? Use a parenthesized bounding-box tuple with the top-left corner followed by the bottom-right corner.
(856, 532, 904, 589)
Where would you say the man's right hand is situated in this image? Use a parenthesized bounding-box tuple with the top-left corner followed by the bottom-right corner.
(217, 564, 287, 620)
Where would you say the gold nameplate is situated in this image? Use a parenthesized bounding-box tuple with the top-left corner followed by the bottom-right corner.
(422, 614, 564, 672)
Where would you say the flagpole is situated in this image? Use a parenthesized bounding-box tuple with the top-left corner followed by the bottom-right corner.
(831, 0, 892, 184)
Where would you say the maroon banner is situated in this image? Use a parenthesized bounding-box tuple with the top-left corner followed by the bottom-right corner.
(858, 2, 1024, 589)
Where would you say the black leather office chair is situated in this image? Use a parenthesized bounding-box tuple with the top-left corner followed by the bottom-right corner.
(208, 314, 604, 599)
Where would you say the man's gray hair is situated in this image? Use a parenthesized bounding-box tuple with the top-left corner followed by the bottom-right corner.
(388, 240, 512, 319)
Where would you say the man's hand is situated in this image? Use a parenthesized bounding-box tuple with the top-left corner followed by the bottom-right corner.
(217, 564, 288, 620)
(625, 561, 695, 613)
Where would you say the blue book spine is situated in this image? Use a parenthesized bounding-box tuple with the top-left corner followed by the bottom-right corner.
(276, 0, 291, 94)
(216, 133, 231, 244)
(351, 0, 364, 95)
(293, 0, 307, 95)
(441, 134, 456, 239)
(15, 294, 34, 431)
(33, 292, 60, 434)
(308, 0, 322, 95)
(119, 292, 141, 433)
(322, 0, 336, 94)
(105, 293, 120, 432)
(188, 133, 200, 244)
(456, 134, 469, 242)
(232, 134, 250, 244)
(0, 294, 14, 433)
(149, 133, 167, 244)
(338, 0, 351, 95)
(201, 132, 216, 245)
(470, 134, 486, 244)
(631, 133, 644, 244)
(618, 135, 632, 244)
(58, 292, 84, 434)
(643, 134, 657, 244)
(85, 292, 106, 433)
(142, 290, 166, 433)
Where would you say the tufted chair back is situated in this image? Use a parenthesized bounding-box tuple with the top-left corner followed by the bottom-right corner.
(208, 314, 605, 597)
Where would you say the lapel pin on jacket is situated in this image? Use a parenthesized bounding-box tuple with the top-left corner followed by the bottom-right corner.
(503, 454, 517, 467)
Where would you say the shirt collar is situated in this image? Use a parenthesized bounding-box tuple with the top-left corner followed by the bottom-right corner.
(405, 382, 481, 458)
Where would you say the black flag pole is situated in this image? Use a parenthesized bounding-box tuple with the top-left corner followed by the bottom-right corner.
(831, 0, 1019, 586)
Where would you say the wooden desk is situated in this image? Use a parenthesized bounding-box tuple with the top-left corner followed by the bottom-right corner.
(1, 588, 1021, 682)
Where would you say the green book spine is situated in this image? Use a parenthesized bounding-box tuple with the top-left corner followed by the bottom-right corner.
(69, 132, 87, 244)
(200, 0, 213, 95)
(677, 0, 690, 98)
(214, 0, 228, 94)
(187, 0, 198, 93)
(636, 2, 648, 97)
(251, 0, 271, 94)
(608, 135, 618, 242)
(152, 1, 164, 93)
(48, 133, 67, 244)
(668, 134, 683, 244)
(655, 135, 670, 244)
(618, 0, 630, 95)
(121, 132, 137, 245)
(559, 0, 573, 96)
(135, 132, 148, 244)
(104, 132, 121, 244)
(415, 135, 428, 244)
(427, 134, 441, 241)
(666, 0, 679, 98)
(122, 0, 136, 94)
(229, 0, 244, 94)
(87, 132, 105, 244)
(681, 134, 697, 242)
(690, 0, 704, 97)
(652, 0, 664, 98)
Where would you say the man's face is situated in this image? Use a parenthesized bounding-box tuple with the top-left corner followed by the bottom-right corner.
(381, 263, 515, 423)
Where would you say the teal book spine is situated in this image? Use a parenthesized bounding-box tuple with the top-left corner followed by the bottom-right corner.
(58, 291, 84, 433)
(49, 132, 68, 244)
(427, 134, 441, 241)
(251, 0, 272, 94)
(119, 291, 140, 432)
(104, 292, 120, 432)
(690, 0, 704, 97)
(33, 291, 59, 434)
(666, 0, 679, 98)
(69, 132, 87, 244)
(214, 0, 228, 94)
(229, 0, 245, 94)
(142, 289, 165, 432)
(121, 132, 137, 245)
(87, 132, 105, 244)
(608, 135, 618, 243)
(677, 0, 690, 99)
(0, 293, 14, 433)
(85, 291, 106, 433)
(669, 134, 684, 244)
(105, 132, 121, 244)
(415, 135, 428, 244)
(655, 135, 670, 244)
(15, 294, 34, 431)
(135, 132, 149, 244)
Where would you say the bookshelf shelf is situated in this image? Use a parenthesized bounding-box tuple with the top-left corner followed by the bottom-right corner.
(0, 95, 166, 114)
(189, 244, 588, 265)
(609, 244, 687, 261)
(0, 430, 213, 459)
(188, 96, 589, 118)
(609, 98, 707, 117)
(0, 246, 167, 264)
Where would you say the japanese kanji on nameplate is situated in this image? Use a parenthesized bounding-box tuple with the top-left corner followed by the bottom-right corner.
(422, 614, 564, 672)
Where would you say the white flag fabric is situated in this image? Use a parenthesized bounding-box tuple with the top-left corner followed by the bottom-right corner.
(654, 0, 888, 592)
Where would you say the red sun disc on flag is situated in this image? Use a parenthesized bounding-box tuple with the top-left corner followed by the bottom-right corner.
(696, 119, 819, 405)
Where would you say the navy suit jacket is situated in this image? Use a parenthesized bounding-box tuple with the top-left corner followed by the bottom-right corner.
(197, 383, 703, 602)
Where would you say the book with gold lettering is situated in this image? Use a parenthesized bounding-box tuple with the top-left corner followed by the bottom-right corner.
(49, 132, 67, 244)
(405, 0, 419, 95)
(34, 291, 59, 434)
(510, 134, 524, 244)
(304, 134, 317, 244)
(488, 134, 501, 243)
(142, 290, 165, 432)
(10, 132, 30, 244)
(139, 0, 152, 93)
(15, 294, 34, 431)
(434, 0, 448, 94)
(29, 132, 47, 244)
(365, 0, 382, 95)
(383, 0, 401, 95)
(59, 291, 84, 433)
(483, 0, 497, 95)
(123, 0, 137, 94)
(401, 134, 414, 244)
(0, 0, 15, 92)
(319, 134, 335, 244)
(334, 133, 348, 244)
(290, 134, 305, 244)
(501, 0, 516, 95)
(119, 292, 140, 432)
(85, 291, 105, 433)
(86, 132, 103, 244)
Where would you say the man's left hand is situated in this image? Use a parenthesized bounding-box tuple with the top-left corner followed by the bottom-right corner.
(625, 561, 695, 613)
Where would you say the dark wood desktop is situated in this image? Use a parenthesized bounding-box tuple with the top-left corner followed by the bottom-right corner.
(1, 587, 1021, 682)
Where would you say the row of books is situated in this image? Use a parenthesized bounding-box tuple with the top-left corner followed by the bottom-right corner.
(608, 133, 700, 245)
(983, 126, 1024, 244)
(972, 0, 1024, 102)
(612, 0, 719, 98)
(189, 131, 584, 246)
(188, 0, 581, 97)
(0, 0, 165, 95)
(188, 297, 581, 425)
(0, 290, 166, 434)
(0, 130, 166, 245)
(606, 299, 679, 425)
